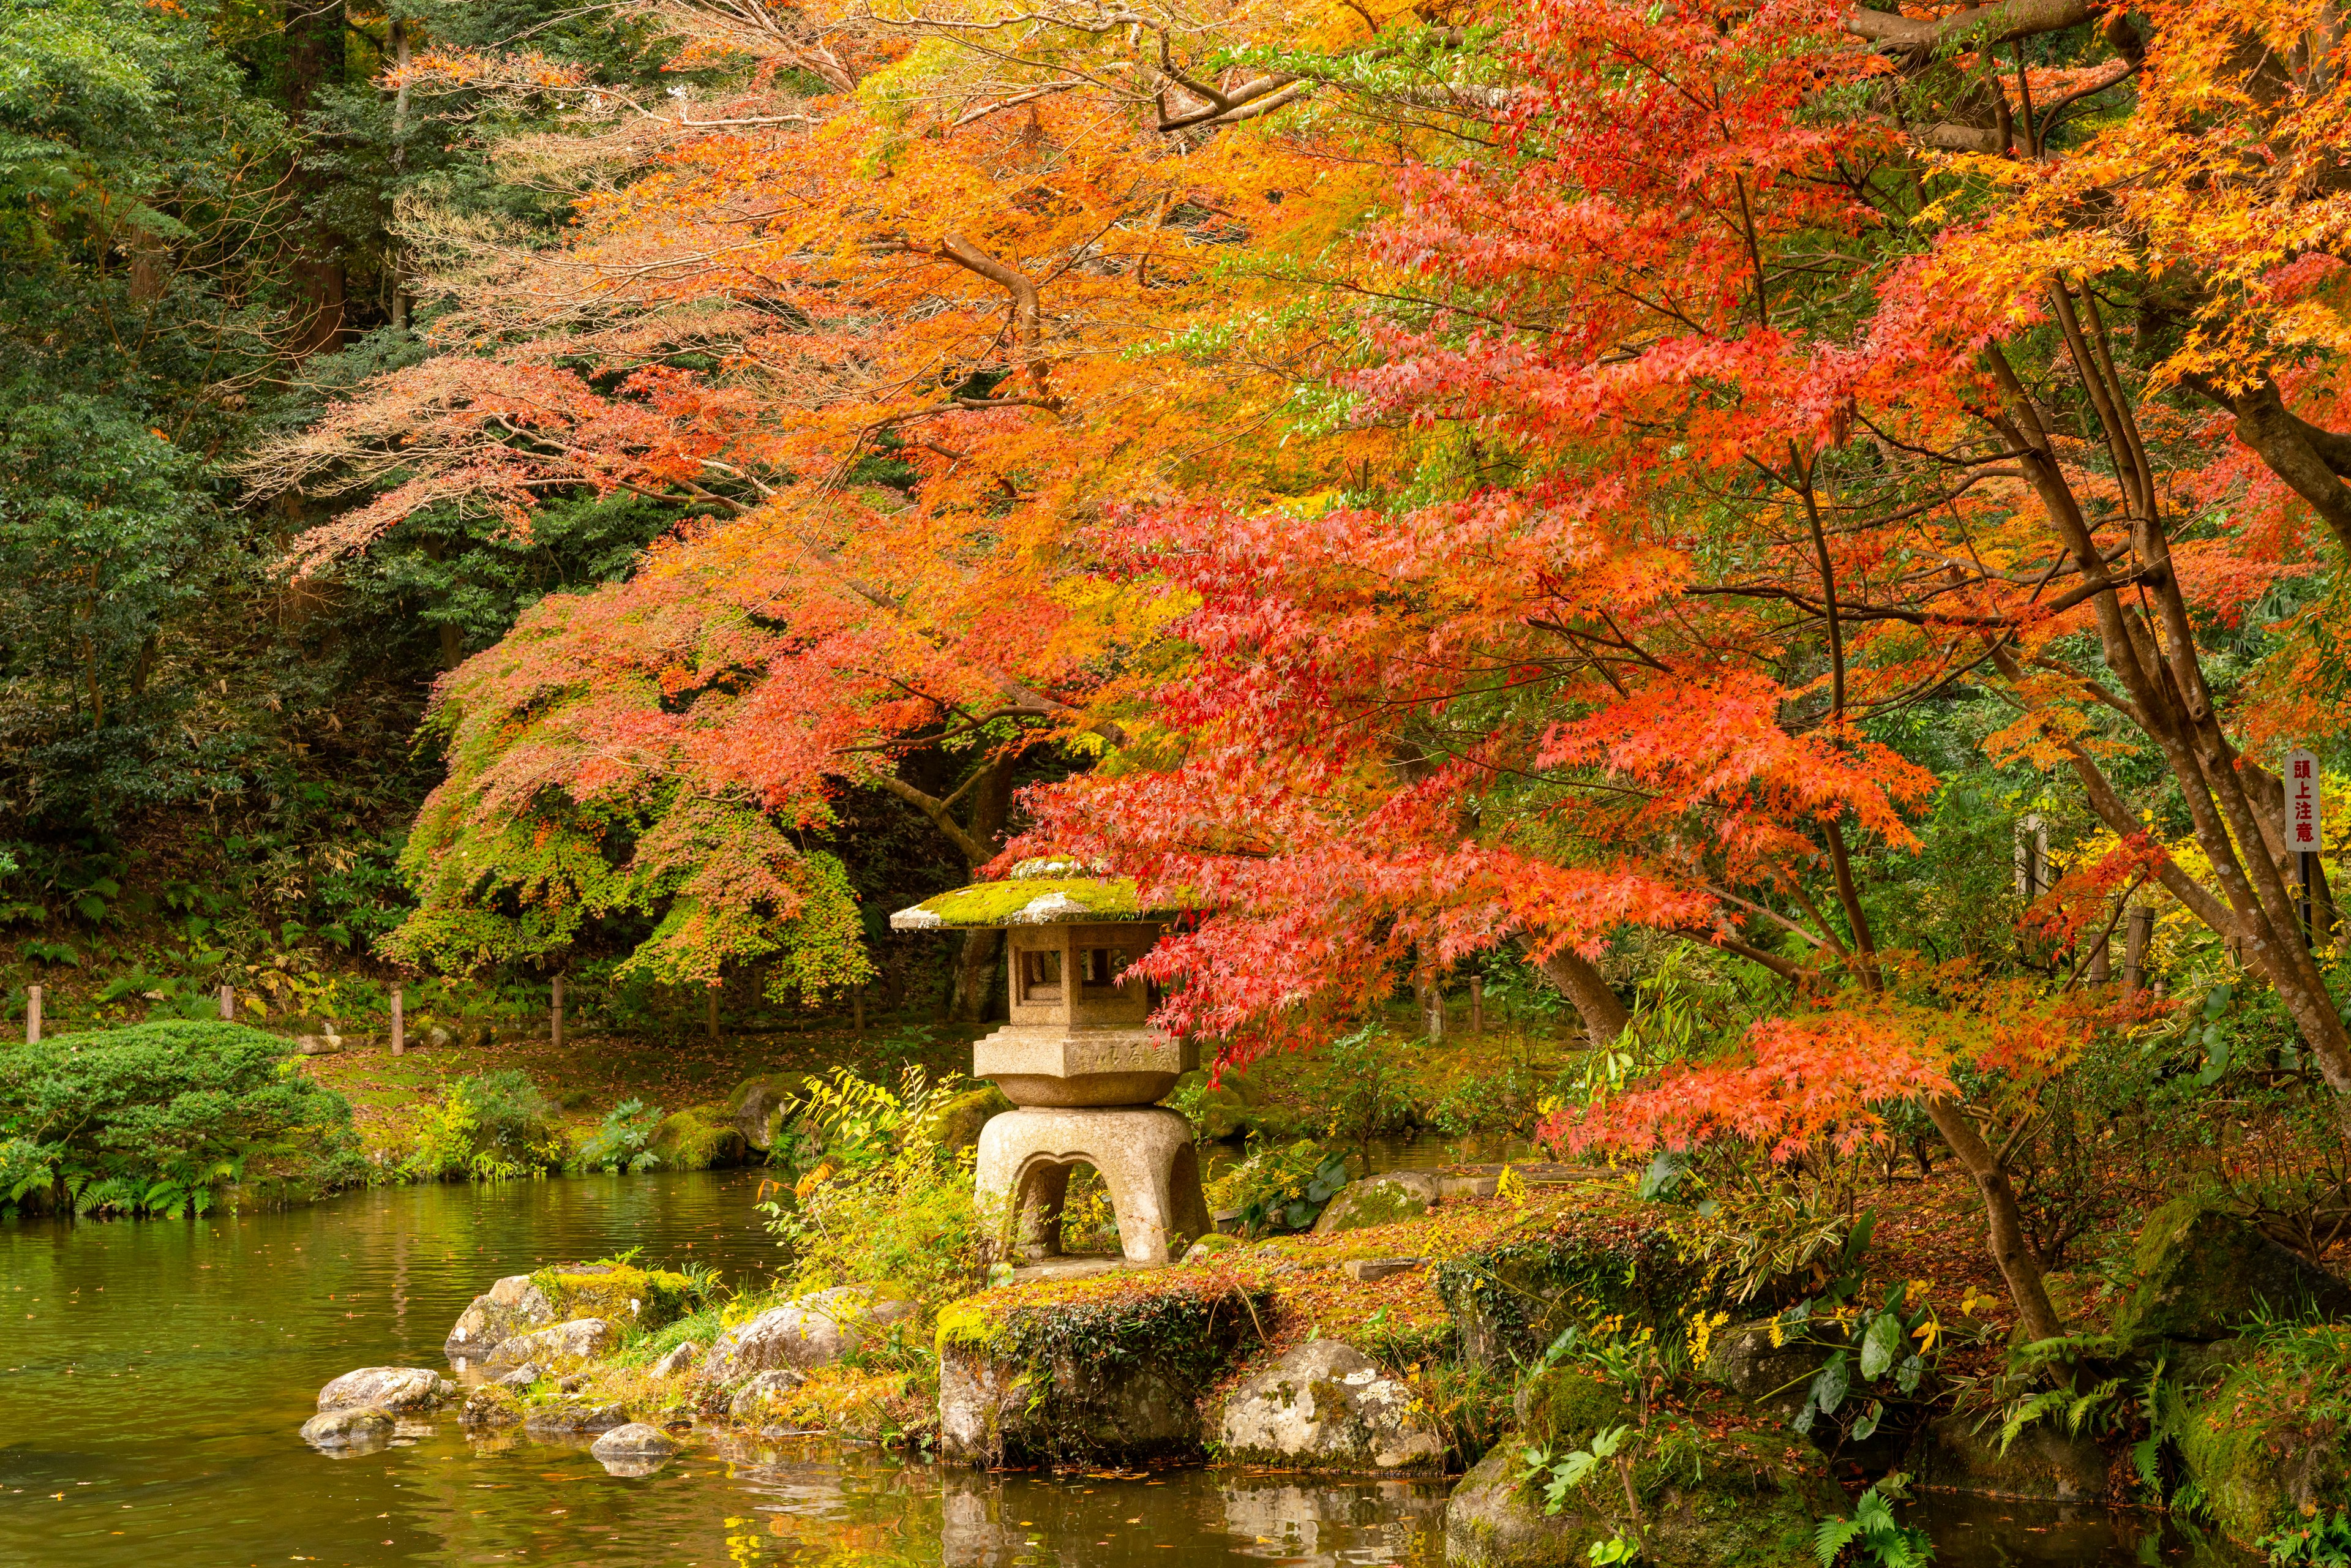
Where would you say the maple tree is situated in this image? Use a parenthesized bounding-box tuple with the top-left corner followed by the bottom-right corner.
(1011, 0, 2351, 1339)
(254, 0, 1494, 1008)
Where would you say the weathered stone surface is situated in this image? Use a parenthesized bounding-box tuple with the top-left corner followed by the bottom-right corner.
(725, 1073, 812, 1151)
(493, 1362, 544, 1389)
(1313, 1173, 1438, 1236)
(531, 1261, 699, 1334)
(300, 1406, 396, 1450)
(1445, 1419, 1840, 1568)
(2113, 1201, 2351, 1345)
(937, 1274, 1265, 1467)
(729, 1369, 808, 1424)
(1436, 1174, 1499, 1201)
(1217, 1341, 1444, 1472)
(1344, 1258, 1424, 1283)
(1910, 1412, 2112, 1502)
(460, 1389, 520, 1429)
(2176, 1338, 2351, 1547)
(590, 1422, 681, 1460)
(978, 1105, 1211, 1266)
(523, 1401, 631, 1436)
(973, 1022, 1196, 1108)
(650, 1340, 702, 1378)
(317, 1367, 452, 1414)
(444, 1273, 557, 1362)
(1698, 1321, 1835, 1414)
(482, 1317, 618, 1375)
(705, 1288, 915, 1382)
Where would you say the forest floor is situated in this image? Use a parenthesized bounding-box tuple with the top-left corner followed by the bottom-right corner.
(304, 1015, 980, 1154)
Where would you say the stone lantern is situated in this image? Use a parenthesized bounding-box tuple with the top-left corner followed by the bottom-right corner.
(891, 866, 1210, 1267)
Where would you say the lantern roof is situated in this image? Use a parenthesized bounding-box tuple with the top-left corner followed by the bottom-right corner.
(888, 860, 1170, 931)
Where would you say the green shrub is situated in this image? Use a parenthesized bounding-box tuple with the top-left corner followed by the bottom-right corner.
(1208, 1138, 1349, 1235)
(575, 1098, 664, 1173)
(0, 1020, 366, 1217)
(399, 1068, 566, 1180)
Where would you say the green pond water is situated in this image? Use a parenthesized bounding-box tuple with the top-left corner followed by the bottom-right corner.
(1, 1170, 2251, 1567)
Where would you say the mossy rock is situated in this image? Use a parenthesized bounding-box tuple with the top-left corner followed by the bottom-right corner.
(915, 1083, 1014, 1153)
(1313, 1173, 1437, 1235)
(1433, 1197, 1711, 1370)
(650, 1104, 752, 1170)
(1512, 1367, 1640, 1450)
(724, 1075, 814, 1151)
(2113, 1200, 2351, 1345)
(936, 1269, 1267, 1466)
(530, 1262, 697, 1336)
(2175, 1326, 2351, 1548)
(1445, 1411, 1839, 1568)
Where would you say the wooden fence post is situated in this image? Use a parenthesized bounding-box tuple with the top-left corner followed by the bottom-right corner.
(1469, 975, 1485, 1039)
(26, 984, 40, 1045)
(390, 984, 405, 1057)
(707, 986, 719, 1043)
(551, 974, 565, 1049)
(853, 985, 865, 1035)
(2123, 906, 2153, 997)
(219, 983, 235, 1021)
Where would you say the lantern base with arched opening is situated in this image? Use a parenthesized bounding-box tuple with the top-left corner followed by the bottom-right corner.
(977, 1106, 1212, 1267)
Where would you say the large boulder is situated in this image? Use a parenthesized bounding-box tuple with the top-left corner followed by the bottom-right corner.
(650, 1105, 751, 1171)
(1216, 1340, 1444, 1472)
(1697, 1321, 1837, 1415)
(1909, 1411, 2112, 1502)
(729, 1370, 808, 1424)
(317, 1367, 454, 1414)
(1312, 1172, 1438, 1236)
(443, 1274, 557, 1362)
(299, 1407, 396, 1451)
(1433, 1198, 1706, 1370)
(915, 1083, 1015, 1154)
(2113, 1201, 2351, 1345)
(725, 1074, 813, 1152)
(482, 1317, 619, 1375)
(528, 1261, 697, 1334)
(2176, 1331, 2351, 1549)
(936, 1270, 1267, 1466)
(1444, 1416, 1840, 1568)
(704, 1288, 914, 1382)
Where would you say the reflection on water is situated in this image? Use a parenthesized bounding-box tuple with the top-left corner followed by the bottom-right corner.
(0, 1172, 1442, 1567)
(0, 1161, 2252, 1568)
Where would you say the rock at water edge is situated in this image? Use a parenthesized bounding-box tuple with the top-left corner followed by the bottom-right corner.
(482, 1317, 617, 1375)
(317, 1366, 454, 1414)
(301, 1407, 397, 1451)
(444, 1274, 557, 1362)
(704, 1288, 913, 1381)
(591, 1422, 681, 1460)
(1217, 1341, 1444, 1472)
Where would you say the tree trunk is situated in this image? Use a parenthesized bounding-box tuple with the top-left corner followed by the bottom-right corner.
(282, 0, 348, 361)
(948, 929, 1003, 1024)
(1537, 948, 1630, 1046)
(1920, 1095, 2066, 1345)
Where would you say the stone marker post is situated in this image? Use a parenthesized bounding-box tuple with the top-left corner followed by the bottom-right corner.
(390, 985, 405, 1057)
(219, 983, 235, 1021)
(25, 984, 40, 1045)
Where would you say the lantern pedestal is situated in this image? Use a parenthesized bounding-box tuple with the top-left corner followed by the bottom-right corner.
(977, 1106, 1211, 1266)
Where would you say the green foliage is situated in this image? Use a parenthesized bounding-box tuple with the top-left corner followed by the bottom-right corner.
(398, 1069, 566, 1180)
(1209, 1138, 1351, 1235)
(762, 1064, 992, 1305)
(574, 1097, 664, 1173)
(1812, 1473, 1934, 1567)
(0, 1019, 364, 1215)
(1297, 1024, 1417, 1151)
(2261, 1508, 2351, 1567)
(1518, 1423, 1632, 1515)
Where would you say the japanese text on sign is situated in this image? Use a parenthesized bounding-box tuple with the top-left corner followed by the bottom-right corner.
(2286, 748, 2323, 853)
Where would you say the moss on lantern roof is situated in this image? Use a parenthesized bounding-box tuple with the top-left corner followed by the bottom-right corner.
(889, 875, 1160, 931)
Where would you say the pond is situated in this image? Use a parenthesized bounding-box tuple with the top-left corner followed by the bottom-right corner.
(0, 1172, 2251, 1567)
